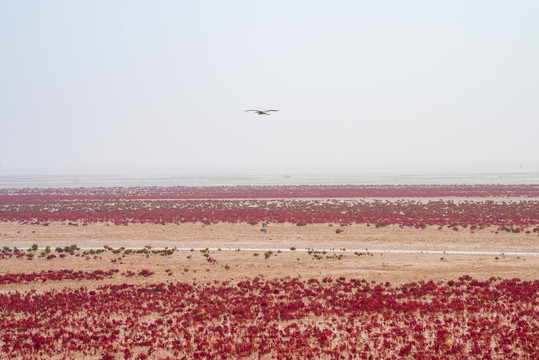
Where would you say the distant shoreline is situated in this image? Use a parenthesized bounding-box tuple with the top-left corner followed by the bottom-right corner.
(1, 170, 539, 188)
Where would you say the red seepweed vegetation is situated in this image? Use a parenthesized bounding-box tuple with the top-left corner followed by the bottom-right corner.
(2, 184, 538, 200)
(0, 276, 537, 359)
(1, 186, 538, 231)
(0, 269, 154, 285)
(1, 185, 538, 358)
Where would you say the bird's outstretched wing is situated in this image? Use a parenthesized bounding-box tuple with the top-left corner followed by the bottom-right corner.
(245, 109, 278, 115)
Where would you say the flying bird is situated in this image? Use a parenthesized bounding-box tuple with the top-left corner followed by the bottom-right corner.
(245, 110, 279, 115)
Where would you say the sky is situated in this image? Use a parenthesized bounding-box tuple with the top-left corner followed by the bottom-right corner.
(1, 0, 538, 175)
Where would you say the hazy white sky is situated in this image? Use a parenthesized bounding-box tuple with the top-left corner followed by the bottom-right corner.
(1, 1, 538, 175)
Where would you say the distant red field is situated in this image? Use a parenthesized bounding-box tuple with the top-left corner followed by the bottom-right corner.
(1, 186, 538, 231)
(1, 184, 539, 199)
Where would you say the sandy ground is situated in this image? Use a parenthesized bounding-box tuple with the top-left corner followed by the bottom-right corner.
(1, 222, 538, 252)
(1, 222, 538, 292)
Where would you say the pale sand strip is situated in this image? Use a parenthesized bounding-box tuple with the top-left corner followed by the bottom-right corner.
(13, 246, 539, 257)
(2, 223, 538, 253)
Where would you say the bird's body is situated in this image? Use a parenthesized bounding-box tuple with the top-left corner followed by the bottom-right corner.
(245, 110, 279, 115)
